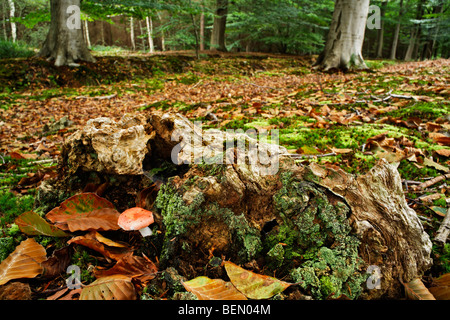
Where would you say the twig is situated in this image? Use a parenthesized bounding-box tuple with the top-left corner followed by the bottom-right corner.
(415, 173, 450, 190)
(435, 199, 450, 244)
(75, 93, 117, 100)
(285, 152, 337, 159)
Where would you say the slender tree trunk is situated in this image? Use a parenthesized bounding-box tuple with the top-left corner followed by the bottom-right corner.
(38, 0, 95, 67)
(200, 11, 205, 51)
(390, 0, 404, 60)
(405, 0, 425, 61)
(145, 16, 155, 53)
(156, 11, 166, 51)
(130, 16, 136, 51)
(314, 0, 370, 71)
(7, 0, 16, 43)
(2, 1, 7, 40)
(83, 19, 91, 48)
(376, 1, 387, 58)
(210, 0, 228, 52)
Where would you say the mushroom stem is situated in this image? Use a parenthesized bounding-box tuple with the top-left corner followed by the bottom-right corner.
(139, 227, 153, 237)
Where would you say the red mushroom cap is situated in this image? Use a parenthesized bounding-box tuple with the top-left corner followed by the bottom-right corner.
(118, 207, 154, 231)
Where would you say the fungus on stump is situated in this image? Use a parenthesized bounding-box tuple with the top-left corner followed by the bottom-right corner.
(42, 112, 433, 299)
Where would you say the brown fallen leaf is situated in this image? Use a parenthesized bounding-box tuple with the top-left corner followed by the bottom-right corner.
(182, 276, 247, 300)
(0, 238, 47, 285)
(67, 231, 132, 261)
(80, 275, 137, 300)
(224, 261, 291, 299)
(429, 273, 450, 300)
(403, 278, 436, 300)
(93, 253, 158, 283)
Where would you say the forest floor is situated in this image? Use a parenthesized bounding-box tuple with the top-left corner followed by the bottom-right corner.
(0, 52, 449, 300)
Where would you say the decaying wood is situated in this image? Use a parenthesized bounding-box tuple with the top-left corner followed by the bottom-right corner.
(42, 111, 433, 299)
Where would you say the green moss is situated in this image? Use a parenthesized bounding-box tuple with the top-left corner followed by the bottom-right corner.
(155, 180, 262, 263)
(269, 171, 365, 299)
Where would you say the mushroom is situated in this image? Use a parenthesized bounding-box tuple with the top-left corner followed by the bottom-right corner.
(118, 207, 154, 237)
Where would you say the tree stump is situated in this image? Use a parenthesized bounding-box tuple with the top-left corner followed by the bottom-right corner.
(37, 112, 432, 299)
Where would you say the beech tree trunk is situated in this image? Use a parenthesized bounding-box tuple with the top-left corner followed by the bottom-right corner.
(146, 16, 155, 53)
(38, 0, 95, 67)
(210, 0, 228, 52)
(314, 0, 370, 71)
(376, 1, 387, 58)
(7, 0, 16, 43)
(390, 0, 404, 60)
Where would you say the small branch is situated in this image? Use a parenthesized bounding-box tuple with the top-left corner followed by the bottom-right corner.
(435, 200, 450, 244)
(75, 94, 117, 100)
(285, 152, 337, 159)
(414, 173, 450, 190)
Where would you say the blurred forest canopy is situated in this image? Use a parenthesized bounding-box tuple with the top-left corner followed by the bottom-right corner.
(0, 0, 449, 60)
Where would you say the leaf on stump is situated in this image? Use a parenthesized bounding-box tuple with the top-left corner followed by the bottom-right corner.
(0, 238, 47, 285)
(224, 261, 291, 299)
(80, 275, 137, 300)
(15, 211, 70, 237)
(46, 193, 119, 231)
(403, 278, 436, 300)
(182, 276, 247, 300)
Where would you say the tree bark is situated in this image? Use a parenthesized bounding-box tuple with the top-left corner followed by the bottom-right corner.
(146, 16, 155, 53)
(130, 16, 136, 51)
(200, 11, 205, 51)
(210, 0, 228, 52)
(7, 0, 16, 43)
(314, 0, 370, 71)
(376, 1, 387, 58)
(390, 0, 404, 60)
(38, 0, 95, 67)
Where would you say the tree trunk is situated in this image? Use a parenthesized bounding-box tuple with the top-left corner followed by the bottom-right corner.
(7, 0, 16, 43)
(405, 0, 425, 61)
(38, 0, 95, 67)
(83, 19, 91, 48)
(200, 11, 205, 51)
(2, 1, 7, 40)
(376, 1, 387, 58)
(314, 0, 370, 71)
(146, 16, 155, 53)
(390, 0, 404, 60)
(210, 0, 228, 52)
(130, 16, 136, 51)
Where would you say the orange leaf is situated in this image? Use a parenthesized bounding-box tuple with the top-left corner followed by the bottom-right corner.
(0, 238, 47, 285)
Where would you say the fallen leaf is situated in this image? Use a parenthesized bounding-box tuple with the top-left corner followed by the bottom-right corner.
(93, 253, 158, 283)
(224, 261, 291, 299)
(0, 238, 47, 285)
(67, 231, 132, 261)
(422, 157, 449, 173)
(429, 273, 450, 300)
(15, 211, 70, 237)
(46, 193, 118, 231)
(41, 246, 72, 279)
(80, 275, 136, 300)
(403, 278, 436, 300)
(182, 276, 247, 300)
(435, 149, 450, 157)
